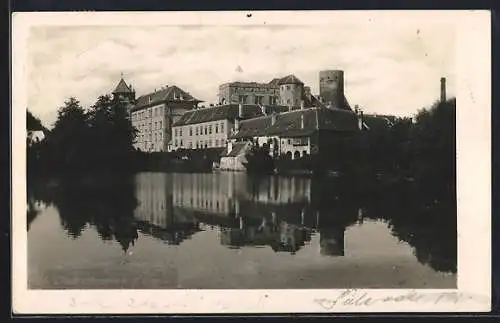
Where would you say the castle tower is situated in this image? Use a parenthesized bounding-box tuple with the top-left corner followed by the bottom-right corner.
(112, 77, 135, 102)
(278, 74, 304, 109)
(319, 227, 345, 256)
(319, 70, 344, 110)
(112, 76, 136, 116)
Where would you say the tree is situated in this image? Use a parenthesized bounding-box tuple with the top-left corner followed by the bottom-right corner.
(86, 95, 137, 172)
(409, 98, 456, 199)
(44, 97, 91, 174)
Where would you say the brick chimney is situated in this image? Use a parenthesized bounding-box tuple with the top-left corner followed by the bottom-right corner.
(440, 77, 447, 103)
(300, 113, 305, 129)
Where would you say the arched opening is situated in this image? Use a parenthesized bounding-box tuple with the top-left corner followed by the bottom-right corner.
(293, 151, 300, 160)
(302, 150, 308, 157)
(285, 151, 292, 160)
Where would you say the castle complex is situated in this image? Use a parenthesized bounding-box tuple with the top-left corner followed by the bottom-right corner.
(111, 69, 398, 165)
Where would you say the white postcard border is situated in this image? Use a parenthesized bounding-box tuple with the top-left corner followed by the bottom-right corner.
(11, 10, 492, 314)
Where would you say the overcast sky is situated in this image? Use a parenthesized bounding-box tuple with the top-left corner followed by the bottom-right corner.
(26, 22, 455, 127)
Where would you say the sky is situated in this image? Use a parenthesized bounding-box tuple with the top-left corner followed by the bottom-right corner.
(26, 22, 456, 128)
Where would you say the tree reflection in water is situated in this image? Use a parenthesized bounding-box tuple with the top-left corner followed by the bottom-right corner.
(29, 175, 140, 252)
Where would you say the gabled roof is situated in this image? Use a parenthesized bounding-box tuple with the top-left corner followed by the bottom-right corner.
(231, 107, 359, 139)
(362, 114, 396, 131)
(113, 78, 133, 94)
(133, 85, 202, 110)
(268, 78, 281, 86)
(173, 104, 290, 127)
(222, 142, 250, 157)
(278, 74, 304, 85)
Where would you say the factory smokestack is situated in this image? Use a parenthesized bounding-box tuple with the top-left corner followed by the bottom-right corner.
(440, 77, 447, 103)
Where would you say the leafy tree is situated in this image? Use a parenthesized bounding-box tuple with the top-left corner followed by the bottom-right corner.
(44, 97, 91, 174)
(409, 98, 456, 199)
(86, 95, 137, 172)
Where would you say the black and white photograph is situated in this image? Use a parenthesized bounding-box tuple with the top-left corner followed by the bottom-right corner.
(12, 10, 491, 313)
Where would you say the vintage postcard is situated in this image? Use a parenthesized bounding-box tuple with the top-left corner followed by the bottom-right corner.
(12, 10, 491, 314)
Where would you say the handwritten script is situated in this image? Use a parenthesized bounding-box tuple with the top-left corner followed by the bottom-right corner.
(314, 289, 490, 310)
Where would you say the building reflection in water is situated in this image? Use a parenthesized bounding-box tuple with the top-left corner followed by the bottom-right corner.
(134, 172, 356, 255)
(134, 173, 201, 245)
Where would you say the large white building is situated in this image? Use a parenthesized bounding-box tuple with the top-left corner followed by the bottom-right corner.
(111, 78, 202, 152)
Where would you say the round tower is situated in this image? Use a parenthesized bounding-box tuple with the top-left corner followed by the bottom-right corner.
(319, 70, 344, 109)
(278, 75, 304, 109)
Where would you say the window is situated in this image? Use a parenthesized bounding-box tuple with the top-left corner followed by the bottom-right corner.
(287, 99, 291, 105)
(221, 122, 224, 133)
(189, 127, 193, 136)
(175, 140, 178, 147)
(154, 133, 157, 141)
(288, 139, 291, 144)
(204, 126, 207, 135)
(180, 140, 183, 147)
(215, 124, 219, 133)
(159, 120, 162, 128)
(286, 85, 290, 90)
(175, 128, 178, 136)
(215, 139, 219, 146)
(255, 95, 263, 105)
(179, 128, 183, 136)
(209, 125, 212, 134)
(238, 95, 248, 104)
(195, 126, 199, 135)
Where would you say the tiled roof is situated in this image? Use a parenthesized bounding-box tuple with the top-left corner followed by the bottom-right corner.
(113, 78, 133, 94)
(223, 142, 250, 157)
(268, 78, 281, 86)
(362, 114, 396, 131)
(278, 74, 304, 85)
(173, 104, 290, 127)
(231, 107, 359, 139)
(133, 85, 201, 110)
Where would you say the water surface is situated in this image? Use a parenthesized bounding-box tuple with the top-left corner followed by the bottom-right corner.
(28, 172, 456, 289)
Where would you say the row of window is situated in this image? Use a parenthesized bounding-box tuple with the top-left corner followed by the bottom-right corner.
(174, 138, 228, 149)
(174, 122, 226, 137)
(137, 131, 164, 142)
(131, 106, 165, 121)
(173, 196, 228, 212)
(135, 120, 163, 132)
(236, 95, 279, 105)
(281, 98, 300, 106)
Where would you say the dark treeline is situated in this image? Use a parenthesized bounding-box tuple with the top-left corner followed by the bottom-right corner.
(27, 95, 138, 179)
